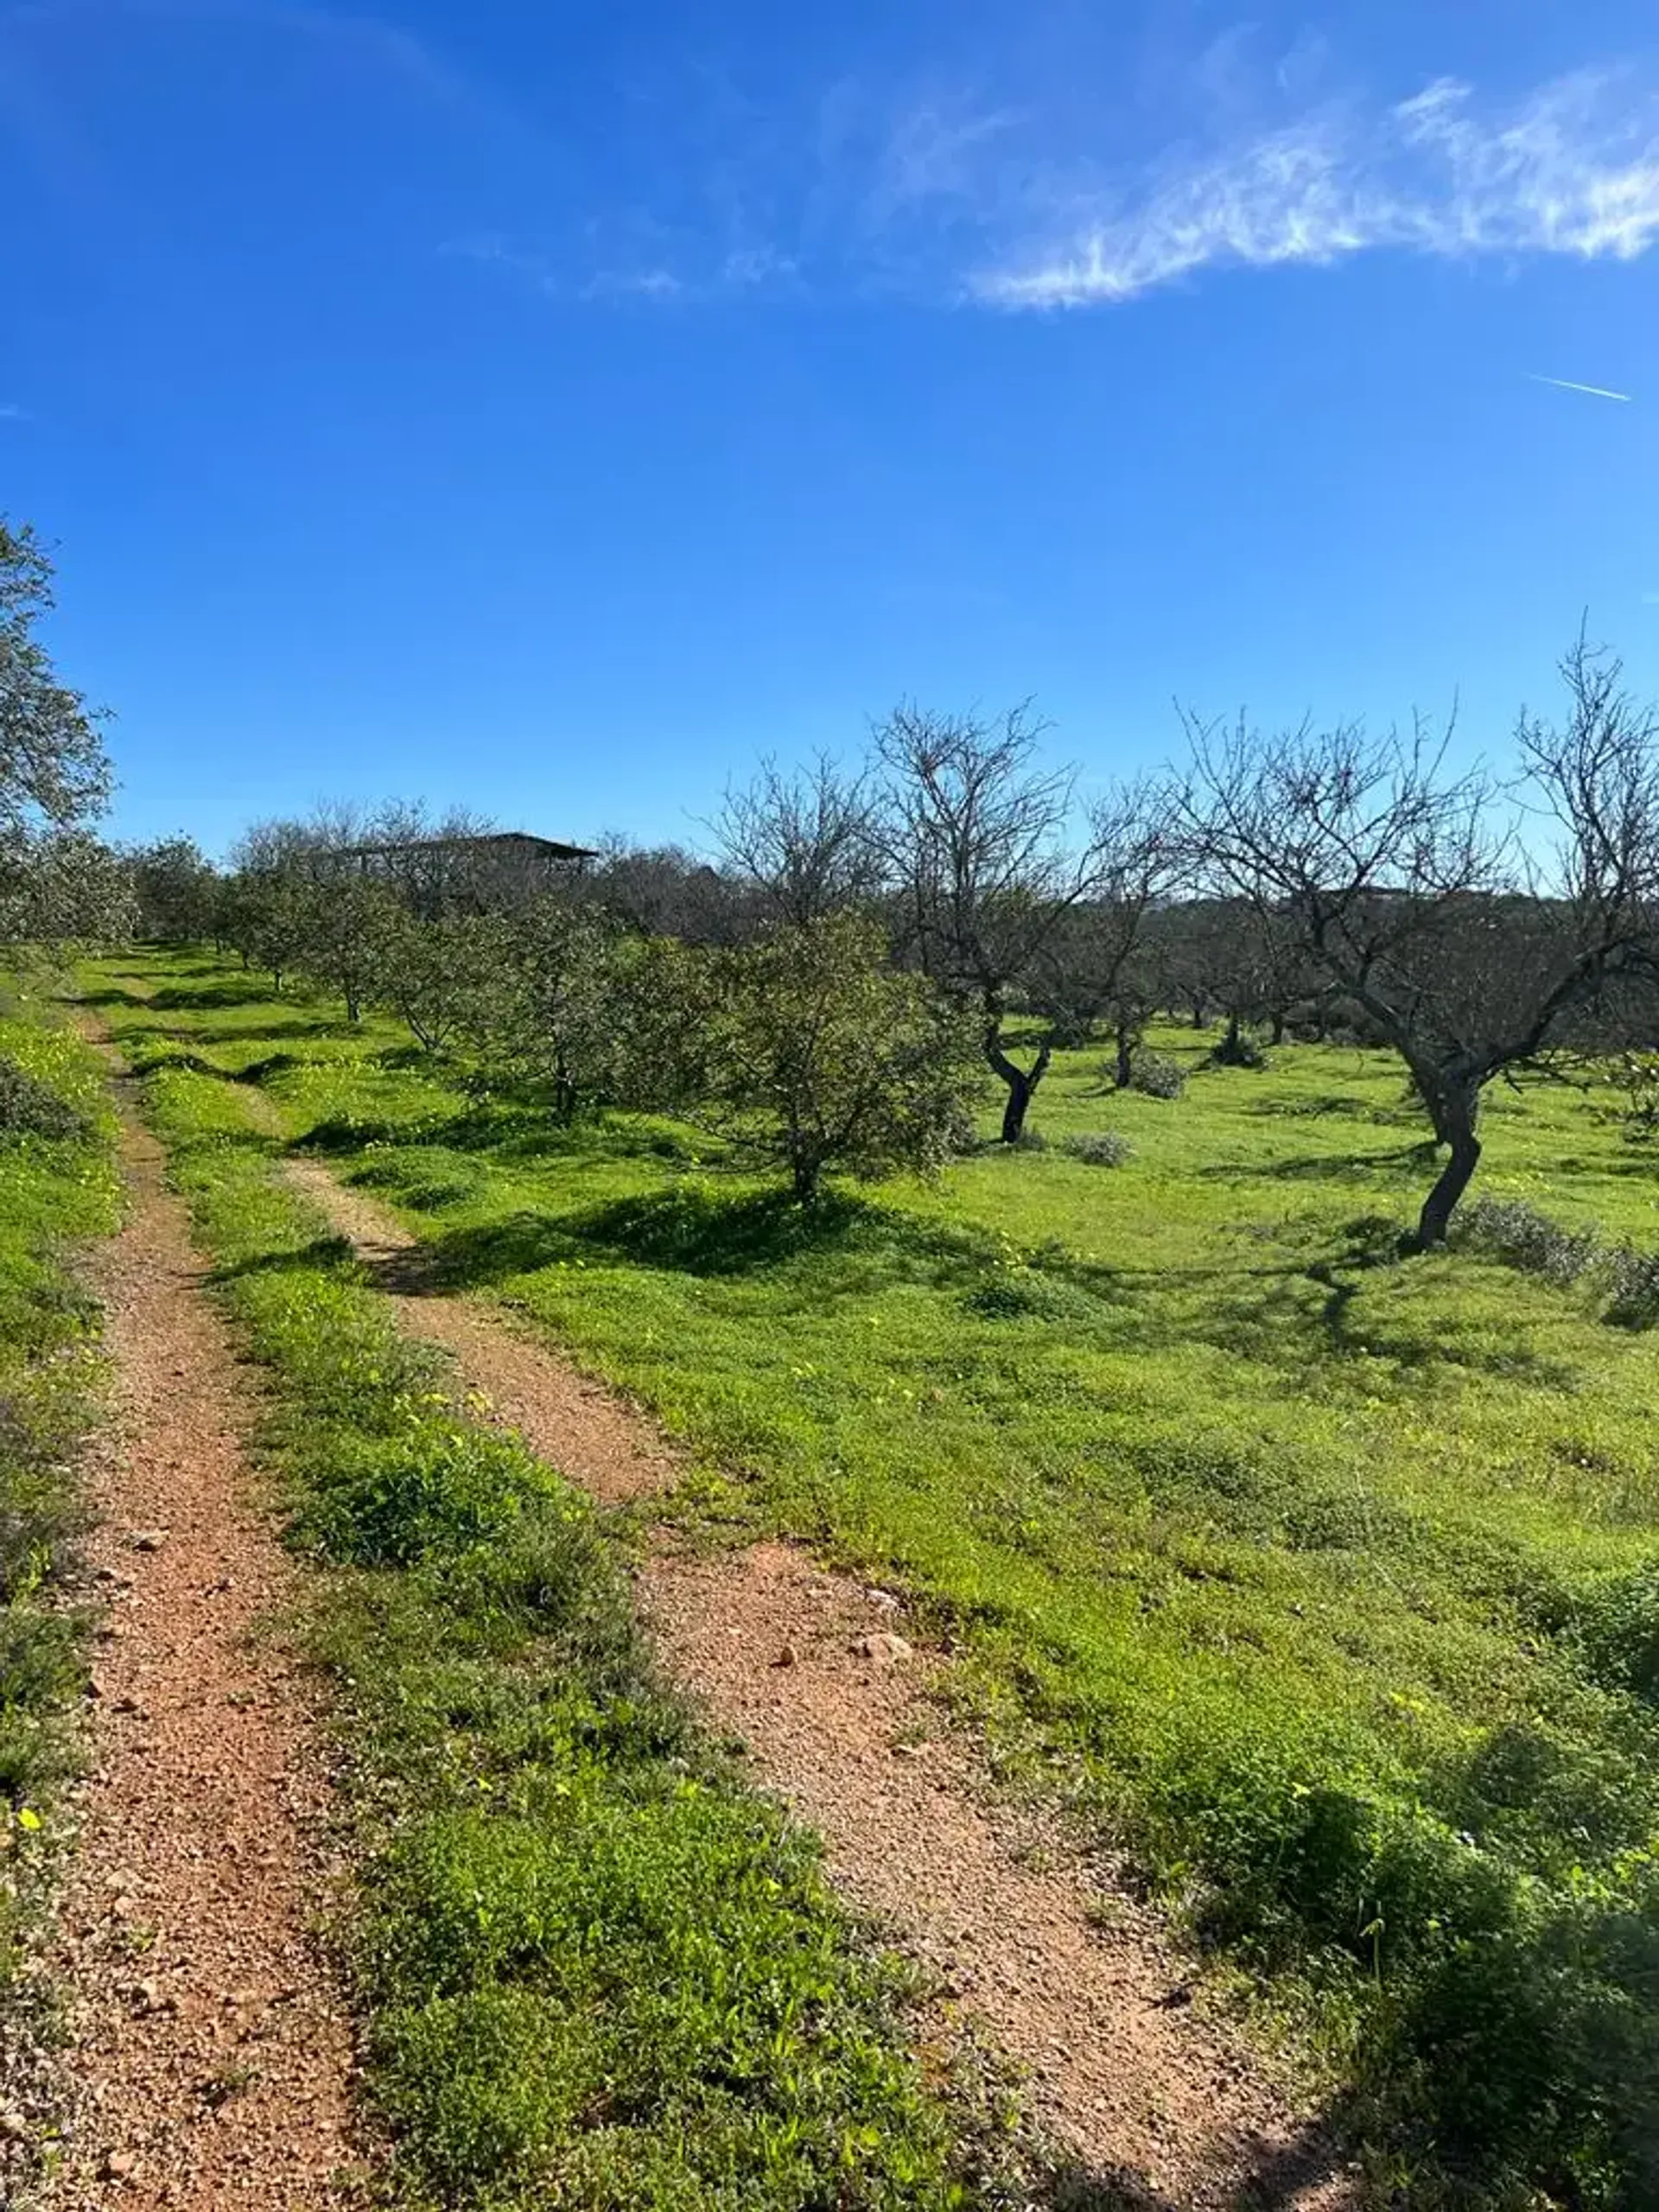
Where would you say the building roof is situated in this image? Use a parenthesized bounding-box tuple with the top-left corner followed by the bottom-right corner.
(340, 830, 601, 862)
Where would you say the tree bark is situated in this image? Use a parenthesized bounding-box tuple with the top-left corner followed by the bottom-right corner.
(1414, 1089, 1483, 1248)
(985, 1025, 1052, 1143)
(1269, 1008, 1287, 1047)
(1114, 1020, 1135, 1090)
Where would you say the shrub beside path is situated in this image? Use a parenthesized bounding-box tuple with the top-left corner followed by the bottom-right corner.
(55, 1078, 359, 2209)
(287, 1156, 1359, 2211)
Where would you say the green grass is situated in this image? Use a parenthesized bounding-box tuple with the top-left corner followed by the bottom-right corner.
(110, 983, 1029, 2211)
(0, 975, 119, 2183)
(90, 950, 1659, 2209)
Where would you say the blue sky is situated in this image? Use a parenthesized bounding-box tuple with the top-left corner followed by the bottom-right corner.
(4, 0, 1659, 855)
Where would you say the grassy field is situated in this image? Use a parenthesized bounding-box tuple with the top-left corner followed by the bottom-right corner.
(0, 977, 119, 2173)
(101, 975, 1035, 2211)
(89, 947, 1659, 2209)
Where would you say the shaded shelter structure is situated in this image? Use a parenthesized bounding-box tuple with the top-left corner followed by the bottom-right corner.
(338, 830, 599, 918)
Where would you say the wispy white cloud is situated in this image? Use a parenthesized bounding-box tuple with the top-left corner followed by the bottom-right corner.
(0, 403, 30, 420)
(453, 228, 798, 308)
(974, 70, 1659, 308)
(583, 265, 684, 302)
(443, 234, 560, 296)
(1529, 372, 1632, 403)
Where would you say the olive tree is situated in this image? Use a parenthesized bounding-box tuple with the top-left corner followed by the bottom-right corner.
(372, 907, 512, 1053)
(584, 832, 749, 944)
(1178, 638, 1659, 1246)
(222, 819, 318, 989)
(470, 897, 635, 1121)
(691, 912, 985, 1202)
(130, 835, 219, 944)
(1, 519, 119, 947)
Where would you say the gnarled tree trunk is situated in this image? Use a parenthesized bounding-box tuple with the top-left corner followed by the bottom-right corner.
(1413, 1079, 1483, 1249)
(985, 1025, 1052, 1143)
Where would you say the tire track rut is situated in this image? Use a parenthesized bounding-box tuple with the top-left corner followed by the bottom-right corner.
(54, 1076, 359, 2210)
(287, 1156, 1357, 2210)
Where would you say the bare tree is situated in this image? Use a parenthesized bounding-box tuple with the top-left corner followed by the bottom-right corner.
(1018, 783, 1183, 1100)
(873, 702, 1118, 1142)
(583, 833, 748, 944)
(710, 753, 884, 930)
(1178, 638, 1659, 1246)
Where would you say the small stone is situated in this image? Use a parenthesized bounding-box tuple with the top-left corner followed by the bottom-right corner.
(866, 1587, 902, 1613)
(105, 2150, 137, 2179)
(130, 1530, 167, 1554)
(772, 1643, 799, 1669)
(854, 1631, 914, 1663)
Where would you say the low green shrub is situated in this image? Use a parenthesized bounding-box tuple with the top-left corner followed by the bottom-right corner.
(1065, 1130, 1135, 1168)
(1205, 1027, 1272, 1071)
(1605, 1247, 1659, 1330)
(1459, 1197, 1602, 1286)
(1129, 1050, 1186, 1099)
(0, 1049, 89, 1142)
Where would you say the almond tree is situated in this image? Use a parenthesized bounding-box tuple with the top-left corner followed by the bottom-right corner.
(873, 704, 1158, 1141)
(1179, 638, 1659, 1245)
(711, 753, 883, 930)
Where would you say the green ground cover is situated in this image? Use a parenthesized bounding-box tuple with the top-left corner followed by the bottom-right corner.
(0, 979, 119, 2173)
(101, 977, 1028, 2211)
(89, 948, 1659, 2209)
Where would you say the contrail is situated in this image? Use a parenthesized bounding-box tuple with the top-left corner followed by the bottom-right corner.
(1529, 373, 1632, 403)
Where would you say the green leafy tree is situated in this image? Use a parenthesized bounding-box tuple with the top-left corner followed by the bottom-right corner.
(291, 871, 400, 1023)
(694, 912, 985, 1202)
(1, 519, 119, 946)
(475, 897, 634, 1120)
(372, 907, 512, 1053)
(223, 867, 310, 992)
(130, 834, 219, 943)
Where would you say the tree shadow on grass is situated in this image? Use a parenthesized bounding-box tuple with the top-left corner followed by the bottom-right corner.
(75, 985, 151, 1009)
(147, 982, 280, 1012)
(1198, 1141, 1439, 1187)
(410, 1186, 884, 1289)
(185, 1018, 361, 1045)
(207, 1235, 358, 1285)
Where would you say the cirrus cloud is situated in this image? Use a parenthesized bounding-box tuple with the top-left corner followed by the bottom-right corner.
(974, 71, 1659, 308)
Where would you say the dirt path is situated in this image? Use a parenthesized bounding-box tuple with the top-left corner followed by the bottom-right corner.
(53, 1089, 359, 2209)
(286, 1160, 681, 1503)
(287, 1158, 1357, 2209)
